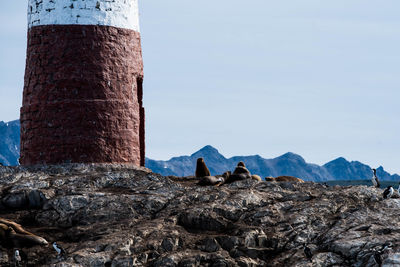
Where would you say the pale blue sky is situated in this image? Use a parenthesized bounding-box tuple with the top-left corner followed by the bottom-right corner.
(0, 1, 399, 173)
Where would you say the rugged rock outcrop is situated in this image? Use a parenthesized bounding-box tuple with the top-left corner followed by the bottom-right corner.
(0, 164, 400, 266)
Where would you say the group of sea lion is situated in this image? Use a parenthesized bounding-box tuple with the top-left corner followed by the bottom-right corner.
(0, 218, 48, 248)
(195, 158, 303, 186)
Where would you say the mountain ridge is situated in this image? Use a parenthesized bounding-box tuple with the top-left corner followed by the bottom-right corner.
(147, 145, 400, 182)
(1, 120, 398, 181)
(0, 119, 20, 166)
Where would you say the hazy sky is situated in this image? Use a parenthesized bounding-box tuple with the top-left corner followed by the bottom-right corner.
(1, 1, 399, 173)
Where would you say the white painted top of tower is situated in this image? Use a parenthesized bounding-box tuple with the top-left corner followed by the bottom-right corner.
(28, 0, 140, 32)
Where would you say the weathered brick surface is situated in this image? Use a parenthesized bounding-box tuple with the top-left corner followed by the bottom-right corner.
(20, 25, 144, 165)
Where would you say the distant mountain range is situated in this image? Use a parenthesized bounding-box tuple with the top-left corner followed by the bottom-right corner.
(1, 120, 399, 182)
(146, 145, 400, 182)
(0, 120, 20, 166)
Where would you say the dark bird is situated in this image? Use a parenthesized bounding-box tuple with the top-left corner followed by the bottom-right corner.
(371, 168, 380, 188)
(371, 243, 392, 267)
(14, 250, 22, 267)
(53, 242, 66, 256)
(303, 244, 312, 262)
(383, 186, 394, 199)
(373, 249, 382, 267)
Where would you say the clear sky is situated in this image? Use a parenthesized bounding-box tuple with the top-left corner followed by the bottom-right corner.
(1, 1, 399, 173)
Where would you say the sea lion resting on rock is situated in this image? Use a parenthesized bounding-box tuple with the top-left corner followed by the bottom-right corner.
(251, 175, 262, 181)
(232, 162, 261, 181)
(195, 158, 224, 186)
(220, 171, 231, 183)
(224, 162, 252, 184)
(265, 176, 305, 183)
(198, 176, 225, 186)
(195, 158, 211, 178)
(0, 218, 48, 248)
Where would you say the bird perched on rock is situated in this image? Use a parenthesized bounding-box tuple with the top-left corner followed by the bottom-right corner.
(303, 243, 312, 262)
(371, 168, 380, 188)
(383, 186, 394, 199)
(14, 250, 22, 267)
(373, 248, 382, 267)
(53, 242, 66, 256)
(371, 244, 392, 267)
(381, 243, 393, 253)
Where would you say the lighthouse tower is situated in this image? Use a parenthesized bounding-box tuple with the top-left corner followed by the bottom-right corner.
(20, 0, 145, 166)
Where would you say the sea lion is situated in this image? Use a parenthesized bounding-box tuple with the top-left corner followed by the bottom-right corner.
(225, 162, 252, 184)
(0, 218, 39, 236)
(237, 161, 246, 167)
(195, 158, 211, 178)
(0, 223, 11, 241)
(198, 176, 224, 186)
(265, 176, 305, 183)
(0, 218, 48, 248)
(222, 171, 231, 179)
(218, 171, 231, 185)
(251, 175, 262, 181)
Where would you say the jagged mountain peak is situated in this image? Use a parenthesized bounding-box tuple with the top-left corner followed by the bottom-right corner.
(191, 145, 218, 154)
(324, 157, 349, 166)
(377, 166, 385, 171)
(190, 145, 226, 160)
(276, 152, 306, 163)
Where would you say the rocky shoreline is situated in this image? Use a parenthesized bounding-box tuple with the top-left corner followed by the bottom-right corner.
(0, 164, 399, 266)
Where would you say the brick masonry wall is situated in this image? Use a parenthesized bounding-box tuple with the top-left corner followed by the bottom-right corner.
(20, 25, 144, 165)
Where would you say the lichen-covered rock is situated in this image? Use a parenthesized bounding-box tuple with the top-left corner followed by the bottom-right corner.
(0, 164, 399, 266)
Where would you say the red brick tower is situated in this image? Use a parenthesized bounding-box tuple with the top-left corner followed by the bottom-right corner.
(20, 0, 145, 166)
